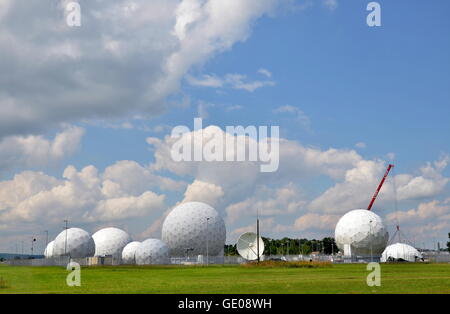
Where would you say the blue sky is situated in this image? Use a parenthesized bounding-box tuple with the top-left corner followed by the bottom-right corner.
(0, 0, 449, 253)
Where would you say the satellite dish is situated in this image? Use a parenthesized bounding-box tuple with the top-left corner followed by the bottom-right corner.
(237, 232, 264, 261)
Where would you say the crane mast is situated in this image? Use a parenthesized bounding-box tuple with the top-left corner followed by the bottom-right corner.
(367, 164, 394, 211)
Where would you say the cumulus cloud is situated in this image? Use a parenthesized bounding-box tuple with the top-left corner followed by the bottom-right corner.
(0, 163, 169, 231)
(386, 199, 450, 243)
(0, 125, 84, 172)
(308, 156, 450, 214)
(0, 0, 285, 138)
(182, 180, 224, 208)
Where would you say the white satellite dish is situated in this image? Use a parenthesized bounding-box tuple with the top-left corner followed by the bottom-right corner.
(237, 232, 264, 261)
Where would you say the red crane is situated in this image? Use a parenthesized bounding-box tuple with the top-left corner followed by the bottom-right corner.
(367, 164, 394, 211)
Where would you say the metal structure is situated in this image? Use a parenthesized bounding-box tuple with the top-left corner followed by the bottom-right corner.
(367, 164, 394, 211)
(236, 232, 265, 261)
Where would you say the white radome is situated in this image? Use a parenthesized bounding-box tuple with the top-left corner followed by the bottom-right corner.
(135, 239, 169, 265)
(52, 227, 95, 258)
(121, 241, 141, 264)
(335, 209, 389, 256)
(44, 240, 55, 258)
(92, 227, 131, 258)
(162, 202, 226, 257)
(381, 243, 423, 262)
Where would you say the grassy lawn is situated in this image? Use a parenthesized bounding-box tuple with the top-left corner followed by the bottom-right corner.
(0, 263, 449, 294)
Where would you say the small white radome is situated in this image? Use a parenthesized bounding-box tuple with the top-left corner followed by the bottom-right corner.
(52, 227, 95, 258)
(135, 239, 169, 265)
(44, 240, 55, 258)
(121, 241, 141, 264)
(92, 227, 132, 258)
(381, 243, 423, 262)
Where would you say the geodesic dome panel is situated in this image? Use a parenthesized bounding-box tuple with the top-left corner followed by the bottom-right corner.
(335, 209, 388, 256)
(121, 241, 141, 264)
(135, 239, 169, 265)
(92, 227, 131, 257)
(381, 243, 423, 262)
(44, 240, 54, 258)
(53, 227, 95, 258)
(161, 202, 226, 257)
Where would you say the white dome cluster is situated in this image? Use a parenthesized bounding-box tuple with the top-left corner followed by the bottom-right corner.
(44, 240, 55, 258)
(135, 239, 169, 265)
(162, 202, 226, 257)
(92, 227, 131, 258)
(121, 241, 141, 264)
(381, 243, 423, 262)
(52, 228, 95, 258)
(335, 209, 389, 257)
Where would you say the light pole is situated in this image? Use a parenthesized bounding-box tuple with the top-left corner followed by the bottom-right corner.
(369, 220, 373, 263)
(31, 237, 36, 257)
(206, 217, 210, 266)
(44, 230, 48, 255)
(64, 220, 68, 257)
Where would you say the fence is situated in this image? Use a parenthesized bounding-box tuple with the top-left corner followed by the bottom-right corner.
(6, 252, 448, 267)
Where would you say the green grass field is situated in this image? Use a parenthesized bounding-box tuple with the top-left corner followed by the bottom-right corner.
(1, 263, 449, 294)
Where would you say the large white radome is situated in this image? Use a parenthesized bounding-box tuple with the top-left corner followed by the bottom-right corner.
(44, 240, 54, 258)
(53, 228, 95, 258)
(335, 209, 389, 257)
(92, 227, 131, 258)
(161, 202, 226, 257)
(121, 241, 141, 264)
(381, 243, 423, 262)
(135, 239, 169, 265)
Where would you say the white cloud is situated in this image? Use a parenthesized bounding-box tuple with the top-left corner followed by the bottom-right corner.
(187, 72, 276, 92)
(0, 163, 169, 230)
(274, 105, 311, 131)
(0, 125, 84, 172)
(0, 0, 286, 138)
(258, 68, 272, 78)
(182, 180, 224, 208)
(308, 156, 450, 214)
(323, 0, 338, 11)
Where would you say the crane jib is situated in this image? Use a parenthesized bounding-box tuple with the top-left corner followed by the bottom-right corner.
(367, 164, 394, 211)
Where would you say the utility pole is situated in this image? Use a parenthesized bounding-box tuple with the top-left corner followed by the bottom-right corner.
(369, 220, 373, 263)
(31, 237, 36, 257)
(256, 209, 260, 263)
(206, 217, 210, 266)
(64, 220, 68, 256)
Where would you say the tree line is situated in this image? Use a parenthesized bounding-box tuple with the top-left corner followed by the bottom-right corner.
(225, 237, 338, 256)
